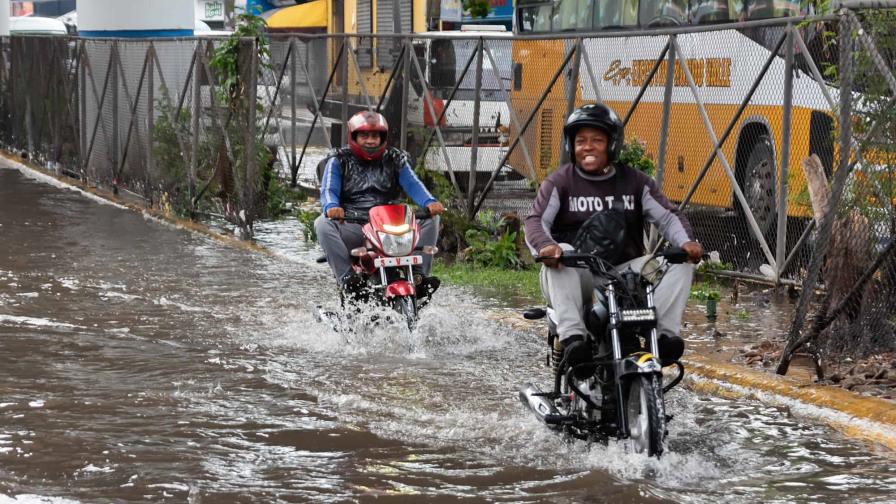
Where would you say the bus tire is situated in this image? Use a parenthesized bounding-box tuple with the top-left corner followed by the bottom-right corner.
(736, 133, 777, 245)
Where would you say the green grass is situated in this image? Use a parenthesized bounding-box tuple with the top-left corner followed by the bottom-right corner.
(432, 259, 542, 304)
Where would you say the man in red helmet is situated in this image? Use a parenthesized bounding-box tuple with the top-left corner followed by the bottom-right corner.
(315, 110, 445, 299)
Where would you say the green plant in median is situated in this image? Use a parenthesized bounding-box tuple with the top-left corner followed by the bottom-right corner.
(464, 227, 522, 269)
(296, 208, 319, 242)
(433, 259, 542, 301)
(690, 283, 721, 302)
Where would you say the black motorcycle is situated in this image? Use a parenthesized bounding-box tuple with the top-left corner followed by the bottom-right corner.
(519, 248, 689, 458)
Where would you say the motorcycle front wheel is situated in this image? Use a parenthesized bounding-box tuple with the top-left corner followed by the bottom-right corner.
(391, 295, 418, 331)
(625, 373, 666, 457)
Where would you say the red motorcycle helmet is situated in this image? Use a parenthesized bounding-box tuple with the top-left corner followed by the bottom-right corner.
(347, 111, 388, 161)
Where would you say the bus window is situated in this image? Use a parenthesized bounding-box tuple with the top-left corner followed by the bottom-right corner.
(430, 40, 456, 90)
(552, 0, 594, 31)
(690, 0, 736, 24)
(746, 0, 800, 20)
(639, 0, 688, 27)
(594, 0, 638, 29)
(517, 1, 553, 32)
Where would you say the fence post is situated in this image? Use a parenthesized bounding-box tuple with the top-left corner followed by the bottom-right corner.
(191, 41, 200, 209)
(246, 38, 258, 229)
(400, 38, 410, 151)
(290, 38, 297, 178)
(80, 41, 87, 175)
(560, 38, 582, 165)
(111, 42, 120, 190)
(340, 37, 348, 145)
(467, 38, 484, 217)
(649, 34, 678, 250)
(656, 34, 676, 191)
(147, 44, 155, 191)
(775, 24, 795, 279)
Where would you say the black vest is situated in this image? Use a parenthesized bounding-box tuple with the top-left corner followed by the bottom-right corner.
(324, 147, 406, 213)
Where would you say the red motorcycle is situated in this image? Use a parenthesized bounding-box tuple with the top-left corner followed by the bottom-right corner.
(318, 203, 437, 331)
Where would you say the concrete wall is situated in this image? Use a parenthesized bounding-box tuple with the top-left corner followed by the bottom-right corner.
(79, 0, 195, 36)
(0, 0, 10, 37)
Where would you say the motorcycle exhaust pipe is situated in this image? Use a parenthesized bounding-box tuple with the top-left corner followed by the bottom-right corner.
(519, 383, 562, 427)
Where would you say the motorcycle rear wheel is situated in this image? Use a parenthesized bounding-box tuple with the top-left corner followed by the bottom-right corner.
(625, 374, 666, 457)
(391, 295, 418, 331)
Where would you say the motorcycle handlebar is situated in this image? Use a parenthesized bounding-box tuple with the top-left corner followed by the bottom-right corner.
(535, 247, 694, 269)
(338, 207, 433, 224)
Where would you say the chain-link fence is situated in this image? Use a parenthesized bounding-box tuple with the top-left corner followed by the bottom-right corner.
(0, 8, 893, 354)
(0, 34, 265, 236)
(778, 6, 896, 371)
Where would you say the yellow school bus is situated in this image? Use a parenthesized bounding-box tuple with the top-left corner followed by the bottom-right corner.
(510, 0, 837, 238)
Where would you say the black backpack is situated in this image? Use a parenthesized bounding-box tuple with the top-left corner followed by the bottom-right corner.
(572, 168, 627, 265)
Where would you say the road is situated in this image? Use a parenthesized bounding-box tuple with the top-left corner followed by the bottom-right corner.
(1, 164, 894, 503)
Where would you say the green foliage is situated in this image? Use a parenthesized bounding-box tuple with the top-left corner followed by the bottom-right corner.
(690, 283, 721, 301)
(296, 208, 319, 242)
(432, 259, 542, 301)
(696, 258, 734, 275)
(474, 209, 505, 233)
(464, 227, 522, 269)
(414, 165, 456, 205)
(619, 137, 655, 176)
(463, 0, 491, 19)
(262, 161, 301, 217)
(209, 13, 271, 109)
(734, 307, 750, 320)
(152, 88, 192, 214)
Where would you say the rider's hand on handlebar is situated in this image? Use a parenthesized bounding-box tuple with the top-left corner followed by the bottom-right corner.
(426, 201, 445, 216)
(682, 241, 704, 264)
(538, 244, 564, 269)
(326, 207, 345, 220)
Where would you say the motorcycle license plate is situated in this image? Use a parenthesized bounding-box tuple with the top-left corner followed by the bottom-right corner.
(374, 255, 421, 268)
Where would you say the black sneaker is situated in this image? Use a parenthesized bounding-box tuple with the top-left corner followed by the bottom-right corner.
(415, 275, 440, 300)
(658, 333, 685, 366)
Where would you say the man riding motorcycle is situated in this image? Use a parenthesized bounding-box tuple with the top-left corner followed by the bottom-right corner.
(523, 103, 703, 377)
(315, 110, 445, 300)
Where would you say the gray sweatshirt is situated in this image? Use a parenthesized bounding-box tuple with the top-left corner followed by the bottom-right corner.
(524, 163, 694, 264)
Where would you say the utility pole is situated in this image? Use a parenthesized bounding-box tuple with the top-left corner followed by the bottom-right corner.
(225, 0, 235, 29)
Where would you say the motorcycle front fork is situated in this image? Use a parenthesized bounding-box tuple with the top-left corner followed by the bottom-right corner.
(377, 265, 415, 286)
(606, 283, 661, 439)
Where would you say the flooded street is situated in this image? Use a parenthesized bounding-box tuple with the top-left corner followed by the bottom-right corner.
(2, 165, 895, 503)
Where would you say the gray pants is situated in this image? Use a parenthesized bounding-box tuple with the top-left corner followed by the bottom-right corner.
(540, 243, 694, 343)
(314, 214, 440, 284)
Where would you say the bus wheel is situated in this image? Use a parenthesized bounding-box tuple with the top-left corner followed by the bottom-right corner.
(738, 134, 777, 244)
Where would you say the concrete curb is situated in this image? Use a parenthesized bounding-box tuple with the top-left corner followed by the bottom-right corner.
(0, 151, 274, 257)
(684, 356, 896, 451)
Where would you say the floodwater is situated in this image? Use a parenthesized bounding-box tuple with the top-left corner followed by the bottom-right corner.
(1, 165, 895, 503)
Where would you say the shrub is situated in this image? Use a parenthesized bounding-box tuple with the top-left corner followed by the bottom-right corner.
(464, 227, 522, 269)
(296, 208, 318, 242)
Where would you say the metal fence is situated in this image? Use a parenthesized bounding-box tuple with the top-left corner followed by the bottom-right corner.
(0, 7, 894, 360)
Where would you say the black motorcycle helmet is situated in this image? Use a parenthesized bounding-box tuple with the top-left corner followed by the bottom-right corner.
(563, 103, 624, 164)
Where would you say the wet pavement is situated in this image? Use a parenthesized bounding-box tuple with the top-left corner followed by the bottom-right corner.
(2, 164, 895, 503)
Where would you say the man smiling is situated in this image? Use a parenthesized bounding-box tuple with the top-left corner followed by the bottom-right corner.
(524, 103, 703, 374)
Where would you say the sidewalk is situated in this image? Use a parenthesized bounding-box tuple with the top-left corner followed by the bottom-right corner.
(684, 355, 896, 451)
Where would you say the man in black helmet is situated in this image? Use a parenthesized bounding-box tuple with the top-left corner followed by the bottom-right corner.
(523, 103, 703, 376)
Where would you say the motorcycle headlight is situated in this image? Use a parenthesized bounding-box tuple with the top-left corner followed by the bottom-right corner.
(378, 231, 414, 257)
